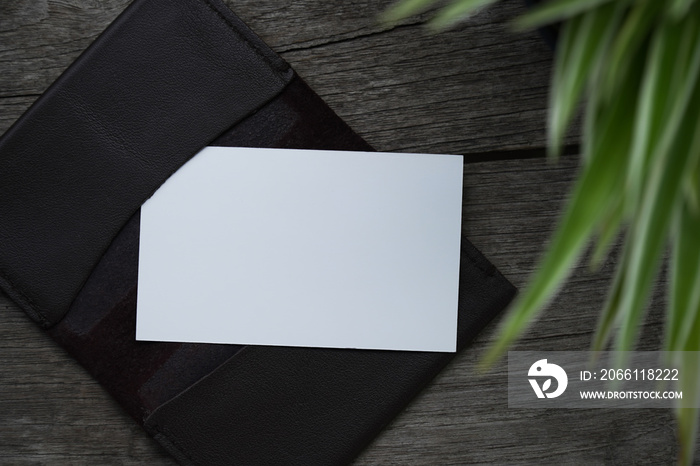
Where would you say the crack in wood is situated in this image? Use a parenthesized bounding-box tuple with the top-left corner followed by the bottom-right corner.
(276, 20, 426, 54)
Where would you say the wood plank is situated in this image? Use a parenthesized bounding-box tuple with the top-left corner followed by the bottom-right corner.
(0, 0, 577, 152)
(0, 0, 131, 97)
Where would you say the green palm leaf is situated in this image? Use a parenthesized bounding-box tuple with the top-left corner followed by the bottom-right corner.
(515, 0, 618, 30)
(616, 16, 700, 354)
(669, 0, 696, 20)
(666, 205, 700, 352)
(380, 0, 437, 24)
(673, 185, 700, 466)
(547, 3, 623, 158)
(600, 1, 662, 101)
(480, 57, 636, 366)
(428, 0, 499, 30)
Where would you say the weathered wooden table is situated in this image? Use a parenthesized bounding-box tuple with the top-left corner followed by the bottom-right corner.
(0, 0, 680, 464)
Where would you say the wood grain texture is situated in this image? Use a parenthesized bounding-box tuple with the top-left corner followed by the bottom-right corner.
(0, 0, 680, 464)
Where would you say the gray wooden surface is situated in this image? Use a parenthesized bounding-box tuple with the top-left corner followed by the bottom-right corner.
(0, 0, 681, 464)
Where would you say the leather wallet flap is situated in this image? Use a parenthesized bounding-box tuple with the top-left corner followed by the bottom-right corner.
(0, 0, 293, 326)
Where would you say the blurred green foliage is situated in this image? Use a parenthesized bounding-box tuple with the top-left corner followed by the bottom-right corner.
(383, 0, 700, 463)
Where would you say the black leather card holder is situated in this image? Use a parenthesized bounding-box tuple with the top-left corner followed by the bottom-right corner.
(0, 0, 516, 464)
(0, 0, 291, 326)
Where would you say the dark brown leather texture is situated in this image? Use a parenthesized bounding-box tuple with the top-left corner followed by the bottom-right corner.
(0, 0, 292, 326)
(143, 239, 515, 466)
(0, 0, 517, 465)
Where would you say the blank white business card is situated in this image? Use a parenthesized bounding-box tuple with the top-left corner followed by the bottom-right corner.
(136, 146, 463, 352)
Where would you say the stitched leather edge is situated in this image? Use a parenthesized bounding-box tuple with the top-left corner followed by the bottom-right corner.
(0, 270, 51, 327)
(153, 431, 197, 466)
(199, 0, 289, 75)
